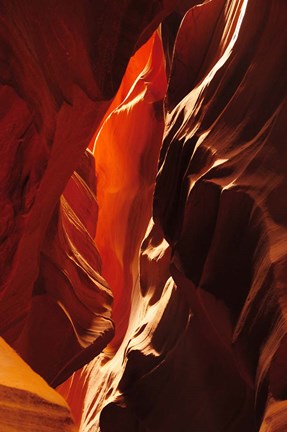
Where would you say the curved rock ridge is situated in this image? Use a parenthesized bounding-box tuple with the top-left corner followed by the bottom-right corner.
(155, 0, 287, 430)
(60, 1, 287, 431)
(14, 150, 114, 387)
(1, 0, 287, 431)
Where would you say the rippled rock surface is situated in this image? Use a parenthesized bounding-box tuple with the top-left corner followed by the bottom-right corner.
(1, 1, 287, 431)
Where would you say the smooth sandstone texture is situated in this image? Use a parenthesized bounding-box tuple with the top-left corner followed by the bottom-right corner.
(1, 0, 287, 431)
(0, 337, 76, 432)
(14, 150, 114, 387)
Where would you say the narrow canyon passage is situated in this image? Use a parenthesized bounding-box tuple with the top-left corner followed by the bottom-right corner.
(0, 1, 287, 431)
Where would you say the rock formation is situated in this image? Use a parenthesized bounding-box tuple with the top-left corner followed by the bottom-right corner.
(0, 337, 75, 431)
(1, 0, 287, 431)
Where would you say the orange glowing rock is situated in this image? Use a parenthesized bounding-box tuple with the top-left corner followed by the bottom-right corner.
(93, 32, 167, 348)
(57, 31, 168, 430)
(1, 0, 287, 431)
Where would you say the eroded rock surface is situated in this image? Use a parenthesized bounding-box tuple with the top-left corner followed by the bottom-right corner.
(0, 0, 177, 386)
(0, 337, 76, 431)
(60, 1, 287, 431)
(1, 0, 287, 431)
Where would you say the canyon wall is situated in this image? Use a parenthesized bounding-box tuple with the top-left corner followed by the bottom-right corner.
(1, 0, 287, 431)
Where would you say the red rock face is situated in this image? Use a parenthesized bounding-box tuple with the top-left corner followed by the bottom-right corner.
(1, 0, 287, 431)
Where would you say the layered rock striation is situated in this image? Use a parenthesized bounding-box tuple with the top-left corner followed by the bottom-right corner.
(1, 0, 287, 431)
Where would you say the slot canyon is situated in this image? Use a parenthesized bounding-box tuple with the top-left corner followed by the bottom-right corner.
(0, 0, 287, 431)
